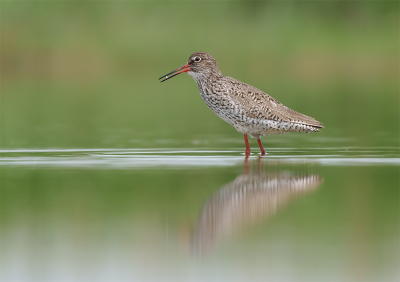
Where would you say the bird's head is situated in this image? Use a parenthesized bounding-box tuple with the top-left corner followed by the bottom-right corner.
(159, 52, 221, 83)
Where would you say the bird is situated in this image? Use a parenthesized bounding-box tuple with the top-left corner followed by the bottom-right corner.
(159, 52, 323, 156)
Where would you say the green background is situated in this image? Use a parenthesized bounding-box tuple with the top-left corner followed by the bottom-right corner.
(2, 1, 398, 149)
(1, 2, 399, 281)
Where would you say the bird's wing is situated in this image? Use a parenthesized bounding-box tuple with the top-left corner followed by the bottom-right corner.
(227, 78, 323, 128)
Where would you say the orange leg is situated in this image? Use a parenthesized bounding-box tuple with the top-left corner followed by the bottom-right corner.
(244, 134, 251, 156)
(257, 138, 266, 156)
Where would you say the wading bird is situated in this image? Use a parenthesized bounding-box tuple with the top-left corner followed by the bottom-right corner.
(160, 52, 323, 156)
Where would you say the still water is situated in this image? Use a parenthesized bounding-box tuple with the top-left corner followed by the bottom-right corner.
(1, 141, 399, 282)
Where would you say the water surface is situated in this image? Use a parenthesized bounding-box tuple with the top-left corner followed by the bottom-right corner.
(1, 142, 398, 282)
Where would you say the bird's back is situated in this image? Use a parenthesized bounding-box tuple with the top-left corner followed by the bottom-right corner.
(198, 75, 323, 137)
(224, 76, 323, 127)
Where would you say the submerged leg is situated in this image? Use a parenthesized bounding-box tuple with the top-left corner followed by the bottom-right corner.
(257, 138, 266, 156)
(244, 134, 251, 156)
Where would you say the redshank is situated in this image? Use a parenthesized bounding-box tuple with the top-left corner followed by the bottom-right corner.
(159, 52, 323, 156)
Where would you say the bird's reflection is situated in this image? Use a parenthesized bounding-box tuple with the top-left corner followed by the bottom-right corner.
(191, 159, 322, 257)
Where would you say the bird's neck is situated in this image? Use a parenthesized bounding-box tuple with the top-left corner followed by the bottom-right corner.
(189, 70, 223, 87)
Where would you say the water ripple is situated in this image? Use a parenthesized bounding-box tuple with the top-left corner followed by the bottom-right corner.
(0, 148, 399, 168)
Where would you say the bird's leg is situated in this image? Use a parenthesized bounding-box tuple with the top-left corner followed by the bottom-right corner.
(257, 138, 266, 156)
(244, 134, 251, 156)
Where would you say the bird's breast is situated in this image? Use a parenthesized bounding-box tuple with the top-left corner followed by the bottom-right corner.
(198, 85, 244, 125)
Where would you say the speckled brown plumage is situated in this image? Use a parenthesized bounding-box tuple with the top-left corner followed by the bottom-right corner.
(160, 52, 323, 155)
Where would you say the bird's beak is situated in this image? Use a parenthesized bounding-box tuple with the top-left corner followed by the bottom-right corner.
(159, 64, 191, 83)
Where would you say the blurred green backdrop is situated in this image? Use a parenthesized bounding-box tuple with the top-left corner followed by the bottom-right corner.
(1, 1, 399, 149)
(1, 3, 399, 280)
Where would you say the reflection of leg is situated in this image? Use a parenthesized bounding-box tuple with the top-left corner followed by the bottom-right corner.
(244, 156, 249, 175)
(257, 138, 266, 156)
(257, 155, 262, 174)
(244, 135, 251, 156)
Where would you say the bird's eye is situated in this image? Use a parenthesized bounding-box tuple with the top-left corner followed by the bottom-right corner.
(194, 57, 201, 62)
